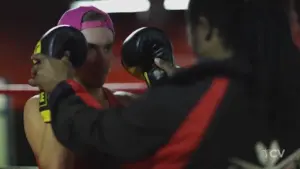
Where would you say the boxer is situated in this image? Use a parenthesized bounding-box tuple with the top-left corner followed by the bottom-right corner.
(24, 6, 176, 169)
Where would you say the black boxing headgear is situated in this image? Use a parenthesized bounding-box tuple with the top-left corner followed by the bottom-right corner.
(33, 25, 88, 68)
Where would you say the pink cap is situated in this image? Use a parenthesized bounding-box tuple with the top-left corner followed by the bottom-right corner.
(58, 6, 114, 33)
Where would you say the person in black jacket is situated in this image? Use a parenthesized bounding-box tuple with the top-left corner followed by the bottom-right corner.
(30, 0, 300, 168)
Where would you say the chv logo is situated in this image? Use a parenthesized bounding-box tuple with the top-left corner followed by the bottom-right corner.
(255, 141, 284, 167)
(261, 148, 285, 158)
(230, 140, 300, 169)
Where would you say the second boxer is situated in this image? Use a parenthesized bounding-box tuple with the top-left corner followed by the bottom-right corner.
(24, 6, 121, 169)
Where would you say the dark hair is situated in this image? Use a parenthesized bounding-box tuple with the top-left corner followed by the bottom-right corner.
(189, 0, 300, 131)
(187, 0, 252, 51)
(82, 11, 108, 22)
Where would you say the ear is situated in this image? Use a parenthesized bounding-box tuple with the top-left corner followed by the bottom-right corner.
(199, 17, 213, 41)
(198, 17, 210, 29)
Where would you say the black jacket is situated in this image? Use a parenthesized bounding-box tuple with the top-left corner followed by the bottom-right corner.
(48, 55, 300, 169)
(46, 3, 300, 168)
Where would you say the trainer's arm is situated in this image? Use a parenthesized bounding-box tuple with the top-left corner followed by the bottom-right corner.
(49, 79, 215, 161)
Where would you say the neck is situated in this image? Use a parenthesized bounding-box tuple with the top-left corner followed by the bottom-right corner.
(200, 39, 234, 60)
(205, 46, 233, 60)
(88, 87, 106, 99)
(73, 78, 105, 100)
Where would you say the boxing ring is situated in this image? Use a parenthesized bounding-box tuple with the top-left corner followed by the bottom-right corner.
(0, 82, 146, 168)
(0, 167, 37, 169)
(0, 83, 146, 94)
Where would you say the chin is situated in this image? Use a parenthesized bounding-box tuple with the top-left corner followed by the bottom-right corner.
(82, 78, 104, 88)
(86, 73, 107, 88)
(90, 81, 105, 88)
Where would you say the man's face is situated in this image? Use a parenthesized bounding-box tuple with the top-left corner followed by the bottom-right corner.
(75, 27, 114, 87)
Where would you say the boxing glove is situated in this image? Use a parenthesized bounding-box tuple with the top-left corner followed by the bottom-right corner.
(121, 27, 175, 87)
(32, 25, 88, 122)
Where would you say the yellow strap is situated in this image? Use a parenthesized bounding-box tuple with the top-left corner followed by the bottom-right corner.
(39, 92, 48, 107)
(41, 110, 51, 122)
(39, 92, 51, 123)
(124, 66, 145, 80)
(33, 40, 51, 123)
(143, 72, 151, 87)
(34, 41, 41, 54)
(32, 40, 41, 64)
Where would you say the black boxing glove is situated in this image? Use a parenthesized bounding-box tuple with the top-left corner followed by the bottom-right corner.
(121, 27, 175, 87)
(32, 25, 88, 122)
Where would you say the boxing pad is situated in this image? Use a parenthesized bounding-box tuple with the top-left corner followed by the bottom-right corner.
(121, 27, 174, 87)
(32, 25, 88, 122)
(33, 25, 88, 67)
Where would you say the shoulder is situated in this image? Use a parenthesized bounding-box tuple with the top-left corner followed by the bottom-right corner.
(23, 95, 44, 138)
(24, 95, 39, 116)
(24, 95, 39, 108)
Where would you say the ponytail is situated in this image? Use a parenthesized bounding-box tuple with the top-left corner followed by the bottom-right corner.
(247, 1, 300, 133)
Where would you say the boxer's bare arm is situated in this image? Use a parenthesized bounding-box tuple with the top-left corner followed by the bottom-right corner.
(23, 95, 74, 169)
(113, 91, 140, 106)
